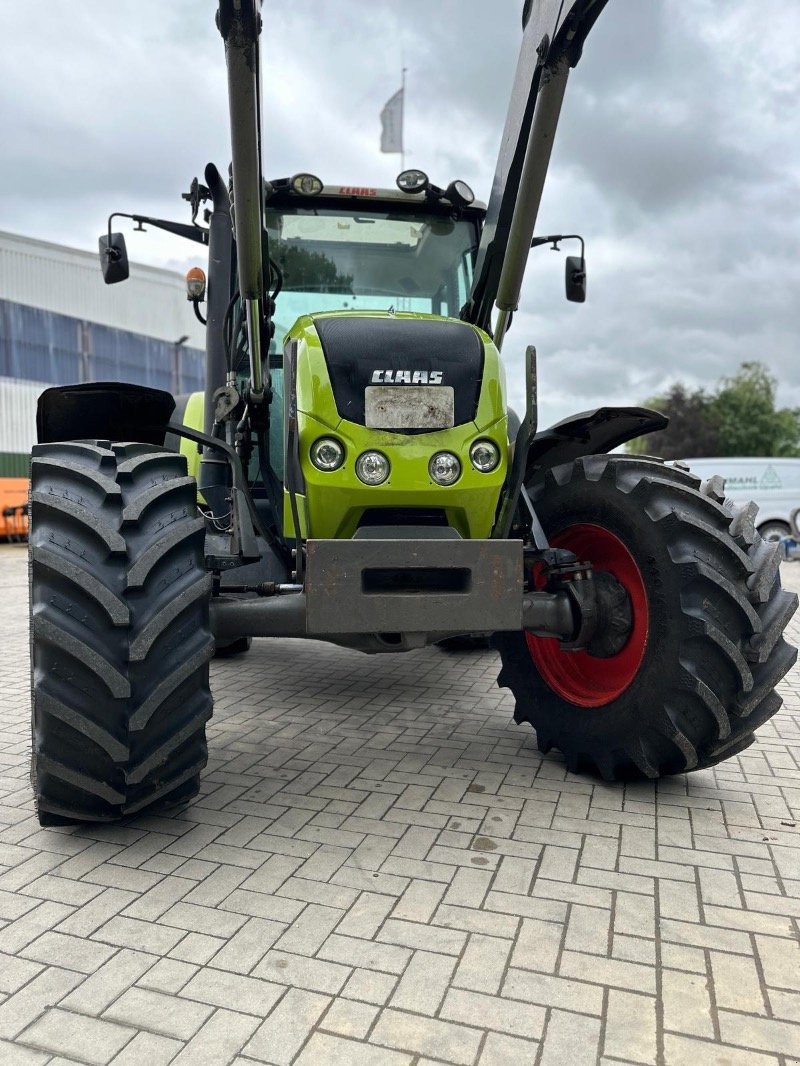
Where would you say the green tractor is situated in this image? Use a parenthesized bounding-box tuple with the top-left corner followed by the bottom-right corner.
(28, 0, 796, 824)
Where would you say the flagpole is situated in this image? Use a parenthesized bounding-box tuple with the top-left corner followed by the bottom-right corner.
(401, 63, 407, 171)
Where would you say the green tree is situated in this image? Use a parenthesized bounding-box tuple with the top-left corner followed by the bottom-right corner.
(627, 383, 720, 459)
(711, 362, 800, 457)
(278, 245, 353, 294)
(627, 361, 800, 458)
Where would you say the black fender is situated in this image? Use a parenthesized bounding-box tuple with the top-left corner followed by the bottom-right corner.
(36, 382, 176, 446)
(163, 393, 195, 453)
(525, 406, 667, 482)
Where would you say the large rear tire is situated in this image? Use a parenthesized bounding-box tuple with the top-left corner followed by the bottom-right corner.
(493, 455, 797, 780)
(29, 440, 214, 824)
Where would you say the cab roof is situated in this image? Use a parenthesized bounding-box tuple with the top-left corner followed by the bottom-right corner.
(264, 180, 487, 214)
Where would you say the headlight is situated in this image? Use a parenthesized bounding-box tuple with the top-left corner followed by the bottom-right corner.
(310, 437, 344, 471)
(356, 451, 390, 485)
(470, 439, 500, 473)
(429, 452, 461, 486)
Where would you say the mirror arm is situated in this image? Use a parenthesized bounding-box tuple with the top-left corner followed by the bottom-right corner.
(106, 211, 209, 249)
(531, 232, 585, 266)
(530, 233, 587, 303)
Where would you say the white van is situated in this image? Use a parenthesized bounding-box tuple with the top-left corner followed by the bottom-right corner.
(683, 457, 800, 542)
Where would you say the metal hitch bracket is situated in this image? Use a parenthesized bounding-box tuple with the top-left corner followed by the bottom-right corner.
(305, 539, 523, 635)
(210, 536, 586, 649)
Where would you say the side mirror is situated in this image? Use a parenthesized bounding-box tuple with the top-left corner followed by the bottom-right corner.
(565, 255, 586, 303)
(98, 232, 129, 285)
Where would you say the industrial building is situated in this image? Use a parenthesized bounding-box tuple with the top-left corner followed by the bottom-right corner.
(0, 229, 205, 534)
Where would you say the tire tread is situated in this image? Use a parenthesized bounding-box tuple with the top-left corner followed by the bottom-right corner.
(30, 440, 213, 824)
(496, 455, 796, 780)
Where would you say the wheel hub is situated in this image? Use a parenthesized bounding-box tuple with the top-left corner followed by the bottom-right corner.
(526, 524, 649, 708)
(585, 570, 633, 658)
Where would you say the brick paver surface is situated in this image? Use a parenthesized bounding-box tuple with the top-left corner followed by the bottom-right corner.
(1, 542, 799, 1065)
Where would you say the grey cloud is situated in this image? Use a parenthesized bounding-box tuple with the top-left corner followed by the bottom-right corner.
(0, 0, 797, 432)
(496, 0, 800, 427)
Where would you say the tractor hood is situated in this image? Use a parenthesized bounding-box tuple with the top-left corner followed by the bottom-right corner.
(313, 314, 485, 430)
(282, 311, 508, 540)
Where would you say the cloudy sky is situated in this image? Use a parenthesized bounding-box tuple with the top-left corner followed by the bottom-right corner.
(2, 0, 798, 427)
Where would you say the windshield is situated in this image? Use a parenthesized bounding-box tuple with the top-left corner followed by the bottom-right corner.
(265, 203, 479, 348)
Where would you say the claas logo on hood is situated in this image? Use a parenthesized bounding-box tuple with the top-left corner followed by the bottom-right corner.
(370, 370, 443, 385)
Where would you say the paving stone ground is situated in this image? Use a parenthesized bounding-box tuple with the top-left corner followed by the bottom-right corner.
(1, 541, 799, 1066)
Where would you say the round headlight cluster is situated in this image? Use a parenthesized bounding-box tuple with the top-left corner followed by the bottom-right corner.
(429, 452, 461, 486)
(469, 439, 500, 473)
(310, 438, 344, 471)
(312, 441, 499, 485)
(356, 451, 390, 485)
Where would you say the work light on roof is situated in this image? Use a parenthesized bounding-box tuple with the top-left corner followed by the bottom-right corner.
(396, 169, 429, 194)
(291, 172, 323, 195)
(446, 179, 475, 207)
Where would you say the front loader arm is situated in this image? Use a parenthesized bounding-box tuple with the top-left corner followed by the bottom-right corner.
(463, 0, 609, 338)
(217, 0, 268, 401)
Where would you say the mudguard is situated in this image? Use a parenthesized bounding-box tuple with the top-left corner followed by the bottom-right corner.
(525, 406, 667, 482)
(36, 382, 175, 446)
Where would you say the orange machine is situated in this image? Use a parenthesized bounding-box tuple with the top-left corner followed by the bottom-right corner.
(0, 478, 29, 541)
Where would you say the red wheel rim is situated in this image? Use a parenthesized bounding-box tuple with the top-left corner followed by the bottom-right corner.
(526, 524, 649, 708)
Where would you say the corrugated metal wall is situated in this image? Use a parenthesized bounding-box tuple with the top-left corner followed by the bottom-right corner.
(0, 230, 206, 349)
(0, 377, 44, 452)
(0, 299, 204, 394)
(0, 377, 44, 474)
(0, 230, 207, 472)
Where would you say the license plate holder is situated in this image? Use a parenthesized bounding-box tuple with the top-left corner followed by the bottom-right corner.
(365, 385, 455, 430)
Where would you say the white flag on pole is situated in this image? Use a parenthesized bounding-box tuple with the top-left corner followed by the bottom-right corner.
(380, 88, 404, 154)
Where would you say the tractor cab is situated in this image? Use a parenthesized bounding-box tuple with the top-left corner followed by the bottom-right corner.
(263, 174, 485, 350)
